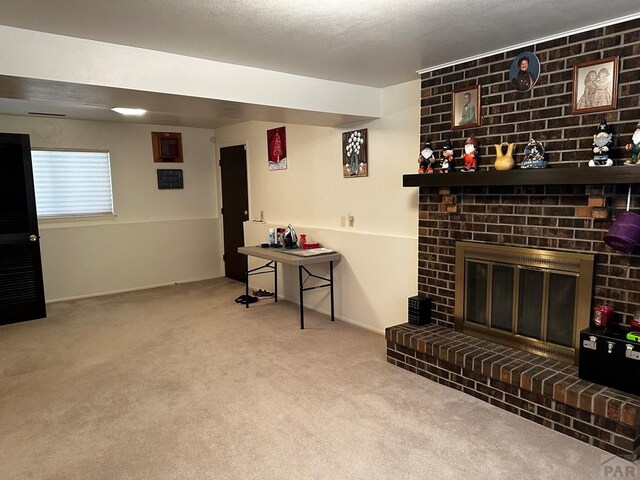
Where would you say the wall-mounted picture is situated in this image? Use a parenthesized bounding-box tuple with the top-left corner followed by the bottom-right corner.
(342, 128, 368, 178)
(572, 56, 619, 114)
(267, 126, 287, 171)
(509, 52, 540, 92)
(151, 132, 183, 163)
(451, 85, 481, 130)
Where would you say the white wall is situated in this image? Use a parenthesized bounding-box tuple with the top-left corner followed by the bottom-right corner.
(215, 80, 420, 333)
(0, 115, 223, 301)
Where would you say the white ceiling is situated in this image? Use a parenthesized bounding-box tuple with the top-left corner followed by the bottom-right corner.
(1, 0, 639, 128)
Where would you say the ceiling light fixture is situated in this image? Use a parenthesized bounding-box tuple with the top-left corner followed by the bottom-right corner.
(111, 107, 147, 116)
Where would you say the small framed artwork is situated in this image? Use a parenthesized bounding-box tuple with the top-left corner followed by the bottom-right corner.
(267, 126, 287, 171)
(509, 52, 540, 92)
(157, 169, 183, 189)
(572, 56, 619, 114)
(451, 85, 481, 130)
(342, 128, 368, 178)
(152, 132, 183, 162)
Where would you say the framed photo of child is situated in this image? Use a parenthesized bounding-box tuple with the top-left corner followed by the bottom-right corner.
(572, 57, 618, 114)
(451, 85, 481, 130)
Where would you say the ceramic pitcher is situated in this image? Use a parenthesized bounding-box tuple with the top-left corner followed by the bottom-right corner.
(494, 142, 515, 171)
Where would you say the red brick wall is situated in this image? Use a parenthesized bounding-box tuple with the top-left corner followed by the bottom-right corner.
(418, 19, 640, 328)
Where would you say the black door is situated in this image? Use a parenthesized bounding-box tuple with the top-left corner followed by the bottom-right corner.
(220, 145, 249, 283)
(0, 133, 46, 325)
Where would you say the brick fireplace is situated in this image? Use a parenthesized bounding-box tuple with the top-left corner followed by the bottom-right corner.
(387, 18, 640, 458)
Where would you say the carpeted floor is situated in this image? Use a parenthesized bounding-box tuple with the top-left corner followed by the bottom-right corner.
(0, 278, 634, 479)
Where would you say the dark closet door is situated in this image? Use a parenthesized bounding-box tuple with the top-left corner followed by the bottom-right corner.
(220, 145, 249, 283)
(0, 133, 46, 325)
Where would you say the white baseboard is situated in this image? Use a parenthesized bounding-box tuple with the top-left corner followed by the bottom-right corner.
(45, 276, 222, 303)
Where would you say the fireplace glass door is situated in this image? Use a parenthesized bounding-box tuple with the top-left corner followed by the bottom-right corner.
(466, 261, 577, 346)
(455, 242, 593, 364)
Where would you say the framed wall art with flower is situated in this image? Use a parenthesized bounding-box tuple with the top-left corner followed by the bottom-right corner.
(572, 56, 619, 114)
(342, 128, 368, 178)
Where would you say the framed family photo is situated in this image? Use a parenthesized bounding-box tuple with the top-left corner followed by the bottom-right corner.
(572, 56, 618, 114)
(451, 85, 481, 130)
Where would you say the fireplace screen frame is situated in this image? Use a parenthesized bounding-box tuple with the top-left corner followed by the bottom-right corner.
(454, 241, 594, 364)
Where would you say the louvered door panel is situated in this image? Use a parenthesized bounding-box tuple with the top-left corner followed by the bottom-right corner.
(0, 133, 46, 325)
(0, 245, 37, 305)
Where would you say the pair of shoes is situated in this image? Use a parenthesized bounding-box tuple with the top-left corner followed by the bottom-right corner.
(235, 294, 259, 304)
(253, 289, 275, 298)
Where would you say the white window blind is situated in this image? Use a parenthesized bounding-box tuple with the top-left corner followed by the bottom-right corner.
(31, 150, 114, 218)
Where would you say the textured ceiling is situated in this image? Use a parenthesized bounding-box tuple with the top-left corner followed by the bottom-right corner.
(0, 0, 639, 127)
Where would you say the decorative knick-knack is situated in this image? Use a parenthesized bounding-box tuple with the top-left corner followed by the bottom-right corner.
(589, 118, 613, 167)
(520, 138, 547, 169)
(418, 140, 436, 174)
(440, 139, 455, 173)
(624, 121, 640, 166)
(494, 142, 515, 171)
(461, 134, 479, 173)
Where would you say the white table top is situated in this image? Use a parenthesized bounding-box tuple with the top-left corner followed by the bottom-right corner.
(238, 245, 341, 266)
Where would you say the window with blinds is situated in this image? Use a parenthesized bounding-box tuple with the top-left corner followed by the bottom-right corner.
(31, 150, 114, 218)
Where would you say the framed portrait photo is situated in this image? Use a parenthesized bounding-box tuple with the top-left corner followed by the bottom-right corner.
(572, 56, 618, 114)
(451, 85, 481, 130)
(509, 52, 540, 92)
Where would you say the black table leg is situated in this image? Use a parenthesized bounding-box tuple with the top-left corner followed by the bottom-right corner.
(245, 256, 249, 309)
(330, 261, 334, 321)
(299, 265, 304, 329)
(274, 262, 278, 302)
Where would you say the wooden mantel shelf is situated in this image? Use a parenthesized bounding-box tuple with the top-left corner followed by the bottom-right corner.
(403, 167, 640, 188)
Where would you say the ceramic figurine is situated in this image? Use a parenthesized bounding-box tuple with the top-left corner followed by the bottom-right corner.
(461, 134, 479, 172)
(494, 142, 515, 171)
(418, 140, 436, 174)
(624, 121, 640, 166)
(440, 139, 455, 173)
(589, 119, 613, 167)
(520, 138, 547, 169)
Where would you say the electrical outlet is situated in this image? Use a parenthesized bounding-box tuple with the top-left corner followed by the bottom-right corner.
(340, 216, 346, 227)
(348, 212, 354, 227)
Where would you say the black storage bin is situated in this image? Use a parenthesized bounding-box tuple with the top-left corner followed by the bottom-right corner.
(408, 295, 431, 326)
(578, 327, 640, 396)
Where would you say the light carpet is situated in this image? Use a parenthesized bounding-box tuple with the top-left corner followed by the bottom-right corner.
(0, 278, 633, 479)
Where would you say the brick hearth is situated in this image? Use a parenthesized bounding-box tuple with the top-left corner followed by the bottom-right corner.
(387, 323, 640, 458)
